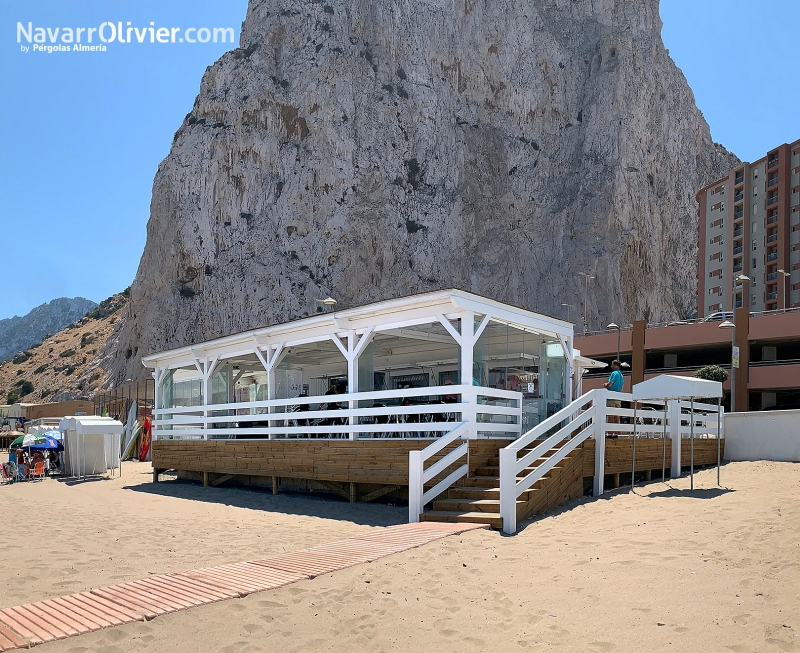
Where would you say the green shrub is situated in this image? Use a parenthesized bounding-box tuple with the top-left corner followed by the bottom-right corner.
(60, 349, 76, 358)
(12, 351, 31, 364)
(80, 333, 95, 348)
(64, 365, 76, 376)
(10, 379, 34, 399)
(693, 365, 728, 383)
(33, 364, 49, 374)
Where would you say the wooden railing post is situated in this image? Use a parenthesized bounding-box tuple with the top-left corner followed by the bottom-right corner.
(499, 447, 517, 534)
(408, 450, 423, 523)
(593, 389, 606, 497)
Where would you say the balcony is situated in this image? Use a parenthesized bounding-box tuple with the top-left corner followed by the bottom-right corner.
(767, 292, 778, 300)
(767, 233, 778, 243)
(768, 157, 779, 169)
(734, 192, 744, 202)
(767, 252, 778, 261)
(767, 272, 778, 281)
(733, 263, 743, 272)
(734, 209, 744, 219)
(768, 196, 779, 206)
(768, 177, 779, 188)
(733, 227, 743, 237)
(735, 174, 744, 185)
(767, 214, 778, 225)
(733, 245, 744, 255)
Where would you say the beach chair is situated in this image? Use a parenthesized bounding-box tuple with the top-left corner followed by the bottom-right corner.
(30, 461, 45, 481)
(1, 463, 13, 484)
(9, 462, 26, 482)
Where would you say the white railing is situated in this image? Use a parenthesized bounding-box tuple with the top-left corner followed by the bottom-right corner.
(499, 389, 610, 534)
(497, 390, 725, 533)
(408, 421, 470, 523)
(153, 385, 522, 441)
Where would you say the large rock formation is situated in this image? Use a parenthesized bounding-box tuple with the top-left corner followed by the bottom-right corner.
(103, 0, 739, 385)
(0, 297, 97, 362)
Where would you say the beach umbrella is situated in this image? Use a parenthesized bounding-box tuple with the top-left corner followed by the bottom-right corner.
(9, 433, 46, 449)
(39, 430, 63, 441)
(26, 434, 64, 451)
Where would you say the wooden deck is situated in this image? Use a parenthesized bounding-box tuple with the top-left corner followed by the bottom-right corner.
(153, 437, 723, 510)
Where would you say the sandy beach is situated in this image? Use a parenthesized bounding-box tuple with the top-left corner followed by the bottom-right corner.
(2, 461, 798, 652)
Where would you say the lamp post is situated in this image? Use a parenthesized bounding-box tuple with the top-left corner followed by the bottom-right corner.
(578, 272, 595, 335)
(719, 274, 749, 412)
(607, 322, 621, 362)
(561, 303, 575, 323)
(777, 269, 790, 311)
(316, 297, 338, 313)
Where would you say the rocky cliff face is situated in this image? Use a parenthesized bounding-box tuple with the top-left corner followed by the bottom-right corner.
(103, 0, 739, 385)
(0, 297, 97, 362)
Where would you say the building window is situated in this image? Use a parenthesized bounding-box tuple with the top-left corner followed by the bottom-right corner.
(753, 240, 758, 251)
(751, 295, 757, 306)
(754, 187, 758, 196)
(752, 221, 757, 232)
(753, 204, 758, 215)
(753, 258, 757, 269)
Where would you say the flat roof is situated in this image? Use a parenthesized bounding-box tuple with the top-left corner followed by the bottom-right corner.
(142, 288, 573, 368)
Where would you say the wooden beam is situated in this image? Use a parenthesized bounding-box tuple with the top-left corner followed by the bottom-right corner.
(272, 476, 279, 495)
(315, 480, 351, 501)
(359, 485, 401, 503)
(349, 482, 357, 503)
(210, 474, 235, 488)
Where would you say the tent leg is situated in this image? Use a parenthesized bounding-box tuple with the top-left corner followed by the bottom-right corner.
(661, 402, 667, 481)
(690, 398, 695, 491)
(717, 396, 721, 486)
(630, 403, 637, 492)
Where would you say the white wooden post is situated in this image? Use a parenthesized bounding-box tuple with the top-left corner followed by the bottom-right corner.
(203, 358, 211, 441)
(347, 330, 357, 441)
(460, 311, 476, 438)
(152, 368, 160, 442)
(408, 450, 423, 523)
(499, 447, 517, 534)
(669, 399, 682, 478)
(593, 389, 606, 496)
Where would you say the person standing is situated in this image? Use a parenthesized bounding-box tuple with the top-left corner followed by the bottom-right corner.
(603, 360, 624, 437)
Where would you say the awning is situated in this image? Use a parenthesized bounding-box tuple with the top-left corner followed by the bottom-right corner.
(632, 375, 723, 401)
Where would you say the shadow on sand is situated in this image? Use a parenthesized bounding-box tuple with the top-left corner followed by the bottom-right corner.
(55, 475, 113, 487)
(645, 486, 734, 500)
(123, 477, 406, 528)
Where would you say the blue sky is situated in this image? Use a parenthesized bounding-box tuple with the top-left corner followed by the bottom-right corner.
(0, 0, 797, 320)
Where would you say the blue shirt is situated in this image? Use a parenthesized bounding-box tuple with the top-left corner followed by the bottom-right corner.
(607, 369, 624, 392)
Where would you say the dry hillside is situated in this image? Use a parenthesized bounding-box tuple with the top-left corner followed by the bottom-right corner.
(0, 292, 129, 405)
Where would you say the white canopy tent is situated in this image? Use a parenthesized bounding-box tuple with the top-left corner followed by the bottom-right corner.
(632, 375, 724, 490)
(59, 416, 123, 479)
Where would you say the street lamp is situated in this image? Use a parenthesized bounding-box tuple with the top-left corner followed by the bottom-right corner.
(607, 323, 621, 362)
(719, 274, 749, 412)
(316, 297, 338, 313)
(561, 303, 575, 323)
(578, 272, 595, 335)
(777, 269, 790, 311)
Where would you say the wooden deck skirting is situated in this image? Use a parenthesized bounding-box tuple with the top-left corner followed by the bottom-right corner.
(153, 439, 511, 488)
(0, 523, 486, 652)
(156, 438, 723, 487)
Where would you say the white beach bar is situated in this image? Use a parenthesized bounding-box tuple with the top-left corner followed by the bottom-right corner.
(143, 289, 577, 442)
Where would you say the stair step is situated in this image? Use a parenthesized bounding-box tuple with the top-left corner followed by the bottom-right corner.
(419, 511, 503, 529)
(432, 498, 523, 512)
(448, 486, 538, 500)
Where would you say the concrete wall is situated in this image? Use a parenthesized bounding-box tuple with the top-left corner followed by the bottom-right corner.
(724, 409, 800, 462)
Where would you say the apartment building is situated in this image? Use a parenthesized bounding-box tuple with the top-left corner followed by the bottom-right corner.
(696, 139, 800, 317)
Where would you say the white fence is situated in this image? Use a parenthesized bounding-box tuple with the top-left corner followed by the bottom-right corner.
(724, 409, 800, 462)
(153, 385, 522, 441)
